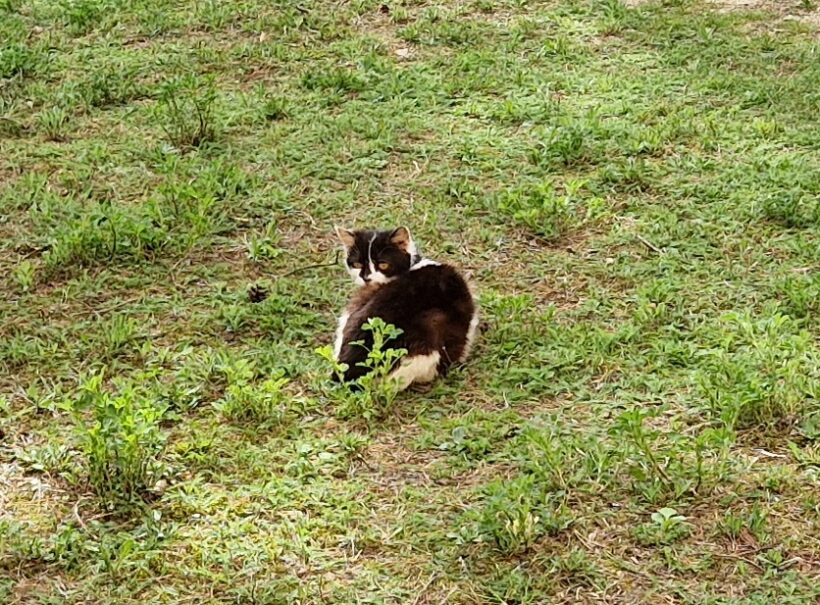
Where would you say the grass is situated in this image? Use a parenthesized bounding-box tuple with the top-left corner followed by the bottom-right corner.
(1, 0, 819, 602)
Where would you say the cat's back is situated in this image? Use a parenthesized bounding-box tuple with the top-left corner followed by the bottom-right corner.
(375, 261, 473, 309)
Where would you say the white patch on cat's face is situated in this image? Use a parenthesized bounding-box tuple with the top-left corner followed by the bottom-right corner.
(363, 232, 395, 285)
(348, 266, 366, 287)
(367, 264, 393, 284)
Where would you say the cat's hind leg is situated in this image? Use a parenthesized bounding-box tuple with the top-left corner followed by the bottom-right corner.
(389, 351, 441, 391)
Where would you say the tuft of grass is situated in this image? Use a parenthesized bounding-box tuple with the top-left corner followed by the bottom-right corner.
(494, 179, 587, 242)
(78, 65, 143, 109)
(0, 41, 40, 79)
(215, 372, 290, 426)
(37, 106, 71, 141)
(156, 75, 219, 150)
(697, 312, 818, 431)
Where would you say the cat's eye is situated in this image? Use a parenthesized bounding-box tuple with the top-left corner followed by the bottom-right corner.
(351, 262, 363, 269)
(377, 262, 390, 271)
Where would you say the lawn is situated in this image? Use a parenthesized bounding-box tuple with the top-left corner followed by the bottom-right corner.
(1, 0, 819, 603)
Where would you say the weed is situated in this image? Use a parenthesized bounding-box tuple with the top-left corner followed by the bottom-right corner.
(42, 204, 169, 272)
(777, 273, 820, 319)
(216, 372, 290, 426)
(529, 118, 602, 168)
(719, 505, 769, 544)
(59, 0, 109, 35)
(0, 42, 39, 79)
(634, 507, 691, 546)
(261, 95, 290, 121)
(301, 67, 368, 94)
(156, 75, 218, 150)
(476, 474, 572, 554)
(100, 314, 141, 358)
(13, 259, 35, 291)
(317, 318, 407, 421)
(697, 312, 817, 430)
(65, 371, 167, 507)
(761, 191, 820, 228)
(37, 106, 70, 141)
(0, 520, 47, 570)
(494, 179, 581, 241)
(79, 65, 142, 109)
(15, 443, 77, 478)
(245, 221, 282, 262)
(437, 425, 493, 460)
(520, 424, 622, 493)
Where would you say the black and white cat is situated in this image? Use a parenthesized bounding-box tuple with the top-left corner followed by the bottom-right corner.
(332, 226, 478, 390)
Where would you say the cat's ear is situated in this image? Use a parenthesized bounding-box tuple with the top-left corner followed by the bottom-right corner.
(335, 225, 356, 249)
(390, 226, 412, 252)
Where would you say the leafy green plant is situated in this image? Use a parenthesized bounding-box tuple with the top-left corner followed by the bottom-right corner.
(15, 442, 76, 478)
(261, 95, 290, 121)
(521, 424, 623, 493)
(100, 314, 140, 358)
(156, 75, 218, 150)
(634, 507, 690, 546)
(719, 505, 769, 544)
(13, 259, 35, 291)
(476, 475, 572, 554)
(494, 179, 581, 241)
(777, 273, 820, 320)
(245, 221, 282, 262)
(612, 408, 674, 495)
(0, 42, 39, 79)
(65, 371, 167, 507)
(216, 372, 290, 426)
(59, 0, 109, 35)
(697, 312, 817, 430)
(761, 191, 820, 228)
(43, 205, 169, 273)
(0, 519, 47, 570)
(317, 318, 407, 421)
(437, 425, 492, 460)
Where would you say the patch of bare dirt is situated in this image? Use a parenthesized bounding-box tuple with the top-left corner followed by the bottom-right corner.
(707, 0, 820, 29)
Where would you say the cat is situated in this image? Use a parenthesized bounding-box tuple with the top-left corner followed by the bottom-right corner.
(332, 225, 478, 390)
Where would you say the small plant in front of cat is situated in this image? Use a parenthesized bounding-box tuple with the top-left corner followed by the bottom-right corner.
(317, 317, 407, 421)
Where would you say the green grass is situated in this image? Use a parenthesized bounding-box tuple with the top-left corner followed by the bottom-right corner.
(2, 0, 820, 602)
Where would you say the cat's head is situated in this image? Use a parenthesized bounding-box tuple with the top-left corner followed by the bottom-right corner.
(335, 226, 419, 286)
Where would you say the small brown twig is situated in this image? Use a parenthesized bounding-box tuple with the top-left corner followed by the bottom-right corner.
(637, 234, 662, 254)
(410, 572, 439, 605)
(278, 250, 340, 279)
